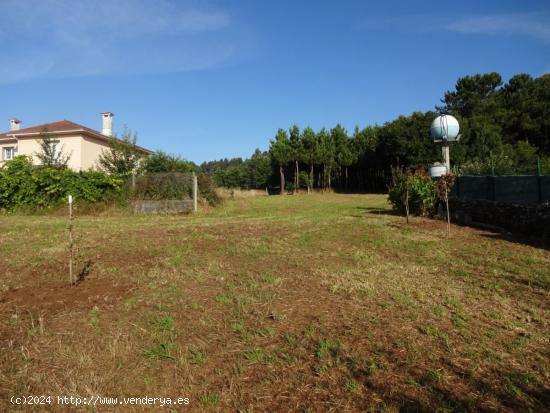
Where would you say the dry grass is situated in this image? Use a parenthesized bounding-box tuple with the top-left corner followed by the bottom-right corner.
(0, 194, 548, 412)
(216, 188, 268, 199)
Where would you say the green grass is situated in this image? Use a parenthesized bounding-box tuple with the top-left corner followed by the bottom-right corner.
(188, 348, 208, 365)
(0, 193, 548, 412)
(143, 341, 177, 360)
(315, 338, 339, 359)
(242, 348, 278, 364)
(152, 315, 175, 332)
(199, 392, 220, 408)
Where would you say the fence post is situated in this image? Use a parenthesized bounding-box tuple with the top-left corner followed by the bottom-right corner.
(537, 157, 542, 204)
(192, 172, 198, 212)
(488, 175, 496, 201)
(68, 195, 74, 285)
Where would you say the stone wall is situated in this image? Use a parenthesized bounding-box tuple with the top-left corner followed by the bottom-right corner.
(449, 197, 550, 238)
(131, 200, 194, 214)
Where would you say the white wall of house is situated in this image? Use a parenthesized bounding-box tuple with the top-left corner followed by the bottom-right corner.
(81, 135, 112, 170)
(1, 131, 147, 171)
(16, 135, 84, 170)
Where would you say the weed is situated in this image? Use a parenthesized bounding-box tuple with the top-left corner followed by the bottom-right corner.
(243, 348, 278, 364)
(144, 341, 176, 360)
(425, 368, 443, 384)
(508, 336, 529, 351)
(366, 360, 379, 376)
(199, 392, 220, 408)
(344, 379, 359, 393)
(152, 315, 174, 332)
(506, 371, 537, 387)
(215, 293, 231, 305)
(453, 268, 469, 278)
(391, 291, 414, 309)
(432, 305, 445, 317)
(263, 274, 281, 285)
(231, 320, 246, 336)
(89, 307, 99, 330)
(168, 254, 185, 267)
(315, 338, 339, 359)
(418, 325, 439, 337)
(189, 348, 207, 365)
(284, 333, 297, 348)
(252, 326, 274, 338)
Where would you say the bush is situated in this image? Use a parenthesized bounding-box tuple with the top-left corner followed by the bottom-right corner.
(197, 173, 222, 206)
(388, 166, 436, 216)
(130, 173, 194, 200)
(299, 170, 311, 189)
(129, 172, 221, 207)
(0, 156, 122, 211)
(455, 142, 550, 176)
(140, 151, 196, 173)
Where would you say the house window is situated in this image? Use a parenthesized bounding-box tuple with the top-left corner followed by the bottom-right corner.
(2, 146, 16, 160)
(50, 140, 60, 158)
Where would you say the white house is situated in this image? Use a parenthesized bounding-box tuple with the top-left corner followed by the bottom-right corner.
(0, 113, 151, 170)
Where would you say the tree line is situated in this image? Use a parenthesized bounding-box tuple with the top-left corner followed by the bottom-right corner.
(200, 72, 550, 192)
(24, 71, 549, 194)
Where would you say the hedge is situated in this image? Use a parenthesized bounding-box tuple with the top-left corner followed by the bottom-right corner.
(0, 156, 122, 211)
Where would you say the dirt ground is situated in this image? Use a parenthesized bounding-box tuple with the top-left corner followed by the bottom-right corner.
(0, 194, 548, 412)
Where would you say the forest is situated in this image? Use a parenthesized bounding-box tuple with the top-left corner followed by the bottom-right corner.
(199, 72, 550, 192)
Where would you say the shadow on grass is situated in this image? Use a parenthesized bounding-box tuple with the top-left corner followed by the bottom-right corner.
(357, 362, 549, 413)
(334, 188, 388, 195)
(75, 260, 94, 285)
(358, 205, 549, 252)
(478, 231, 550, 252)
(355, 206, 401, 216)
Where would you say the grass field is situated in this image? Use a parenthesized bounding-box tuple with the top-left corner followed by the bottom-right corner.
(1, 194, 549, 412)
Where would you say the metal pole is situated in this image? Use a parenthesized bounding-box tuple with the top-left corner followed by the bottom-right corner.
(442, 144, 450, 174)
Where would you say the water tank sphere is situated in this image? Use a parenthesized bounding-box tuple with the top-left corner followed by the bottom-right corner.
(431, 115, 460, 141)
(429, 163, 448, 177)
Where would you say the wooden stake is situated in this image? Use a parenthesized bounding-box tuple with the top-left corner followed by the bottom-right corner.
(405, 185, 410, 224)
(445, 185, 451, 235)
(68, 195, 74, 285)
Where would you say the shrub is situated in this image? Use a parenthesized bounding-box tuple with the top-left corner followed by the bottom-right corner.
(197, 173, 222, 206)
(130, 173, 194, 200)
(388, 166, 436, 216)
(130, 172, 221, 206)
(0, 157, 222, 212)
(0, 156, 122, 211)
(299, 170, 311, 189)
(140, 151, 196, 173)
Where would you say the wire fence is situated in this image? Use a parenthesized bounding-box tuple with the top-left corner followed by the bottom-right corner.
(126, 172, 195, 200)
(124, 172, 198, 213)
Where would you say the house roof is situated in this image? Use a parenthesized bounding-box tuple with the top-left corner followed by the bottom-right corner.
(0, 120, 152, 154)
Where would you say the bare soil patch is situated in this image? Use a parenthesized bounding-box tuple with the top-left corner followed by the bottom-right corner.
(0, 278, 133, 315)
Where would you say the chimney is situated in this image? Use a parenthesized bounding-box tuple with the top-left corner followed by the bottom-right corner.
(9, 118, 21, 131)
(101, 112, 114, 136)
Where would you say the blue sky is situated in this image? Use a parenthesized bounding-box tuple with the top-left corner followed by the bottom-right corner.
(1, 0, 549, 163)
